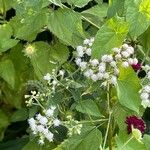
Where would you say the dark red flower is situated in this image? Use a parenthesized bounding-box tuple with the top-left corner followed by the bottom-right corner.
(131, 63, 142, 71)
(125, 115, 145, 134)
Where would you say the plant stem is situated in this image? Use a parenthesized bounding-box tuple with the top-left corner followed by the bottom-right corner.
(102, 83, 113, 150)
(118, 136, 133, 150)
(2, 0, 6, 20)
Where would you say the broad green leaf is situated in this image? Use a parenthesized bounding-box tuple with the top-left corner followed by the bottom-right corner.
(9, 9, 48, 41)
(139, 26, 150, 53)
(76, 100, 102, 117)
(143, 134, 150, 150)
(117, 67, 141, 113)
(28, 42, 53, 79)
(0, 39, 19, 53)
(49, 42, 69, 65)
(82, 4, 108, 27)
(11, 108, 28, 122)
(0, 24, 12, 39)
(49, 0, 62, 7)
(107, 0, 125, 18)
(116, 130, 146, 150)
(67, 0, 92, 8)
(0, 59, 15, 88)
(58, 126, 102, 150)
(125, 0, 150, 37)
(48, 8, 85, 47)
(0, 0, 15, 13)
(92, 17, 128, 59)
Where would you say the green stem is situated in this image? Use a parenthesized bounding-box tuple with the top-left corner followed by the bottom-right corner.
(118, 136, 133, 150)
(102, 83, 112, 150)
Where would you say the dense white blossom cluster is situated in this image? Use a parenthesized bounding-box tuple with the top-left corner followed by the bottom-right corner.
(140, 65, 150, 108)
(28, 106, 61, 145)
(75, 38, 138, 85)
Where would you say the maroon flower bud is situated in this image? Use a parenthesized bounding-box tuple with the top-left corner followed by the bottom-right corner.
(125, 115, 145, 134)
(131, 63, 142, 71)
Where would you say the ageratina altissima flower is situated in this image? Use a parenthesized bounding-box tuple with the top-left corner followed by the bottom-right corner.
(125, 115, 145, 134)
(75, 38, 139, 86)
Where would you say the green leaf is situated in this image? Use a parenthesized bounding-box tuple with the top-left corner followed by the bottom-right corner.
(29, 42, 53, 79)
(58, 126, 102, 150)
(0, 59, 15, 88)
(48, 8, 85, 47)
(82, 4, 108, 27)
(0, 109, 9, 141)
(107, 0, 125, 18)
(143, 134, 150, 150)
(11, 108, 28, 122)
(92, 17, 128, 59)
(9, 9, 48, 41)
(125, 0, 150, 37)
(116, 130, 146, 150)
(0, 24, 12, 39)
(76, 100, 102, 117)
(49, 0, 62, 7)
(117, 66, 141, 114)
(67, 0, 92, 8)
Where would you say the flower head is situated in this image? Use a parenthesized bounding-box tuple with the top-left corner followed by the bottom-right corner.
(132, 63, 142, 71)
(125, 115, 145, 134)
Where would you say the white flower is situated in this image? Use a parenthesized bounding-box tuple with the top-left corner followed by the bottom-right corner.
(91, 74, 99, 81)
(85, 48, 92, 56)
(77, 49, 84, 57)
(97, 72, 104, 79)
(79, 62, 87, 70)
(147, 71, 150, 79)
(115, 54, 122, 60)
(99, 64, 106, 72)
(39, 116, 48, 125)
(90, 59, 99, 66)
(37, 125, 45, 132)
(114, 68, 119, 75)
(75, 58, 81, 65)
(45, 108, 54, 117)
(121, 51, 130, 58)
(133, 58, 138, 65)
(110, 61, 116, 67)
(128, 58, 134, 65)
(141, 99, 150, 108)
(88, 42, 93, 46)
(122, 61, 129, 68)
(44, 73, 51, 81)
(43, 128, 49, 135)
(90, 37, 95, 43)
(36, 114, 43, 120)
(84, 69, 93, 77)
(101, 55, 108, 62)
(140, 92, 149, 100)
(59, 70, 65, 76)
(126, 46, 134, 54)
(52, 80, 58, 86)
(122, 43, 129, 49)
(101, 55, 113, 62)
(144, 85, 150, 93)
(38, 139, 44, 145)
(28, 118, 36, 131)
(76, 46, 83, 52)
(112, 47, 121, 53)
(83, 39, 90, 45)
(103, 73, 109, 79)
(45, 132, 54, 142)
(110, 76, 117, 85)
(53, 119, 61, 127)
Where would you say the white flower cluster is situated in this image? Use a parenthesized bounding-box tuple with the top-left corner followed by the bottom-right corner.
(43, 69, 65, 92)
(28, 106, 61, 145)
(75, 39, 138, 85)
(140, 85, 150, 108)
(140, 65, 150, 108)
(65, 115, 82, 136)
